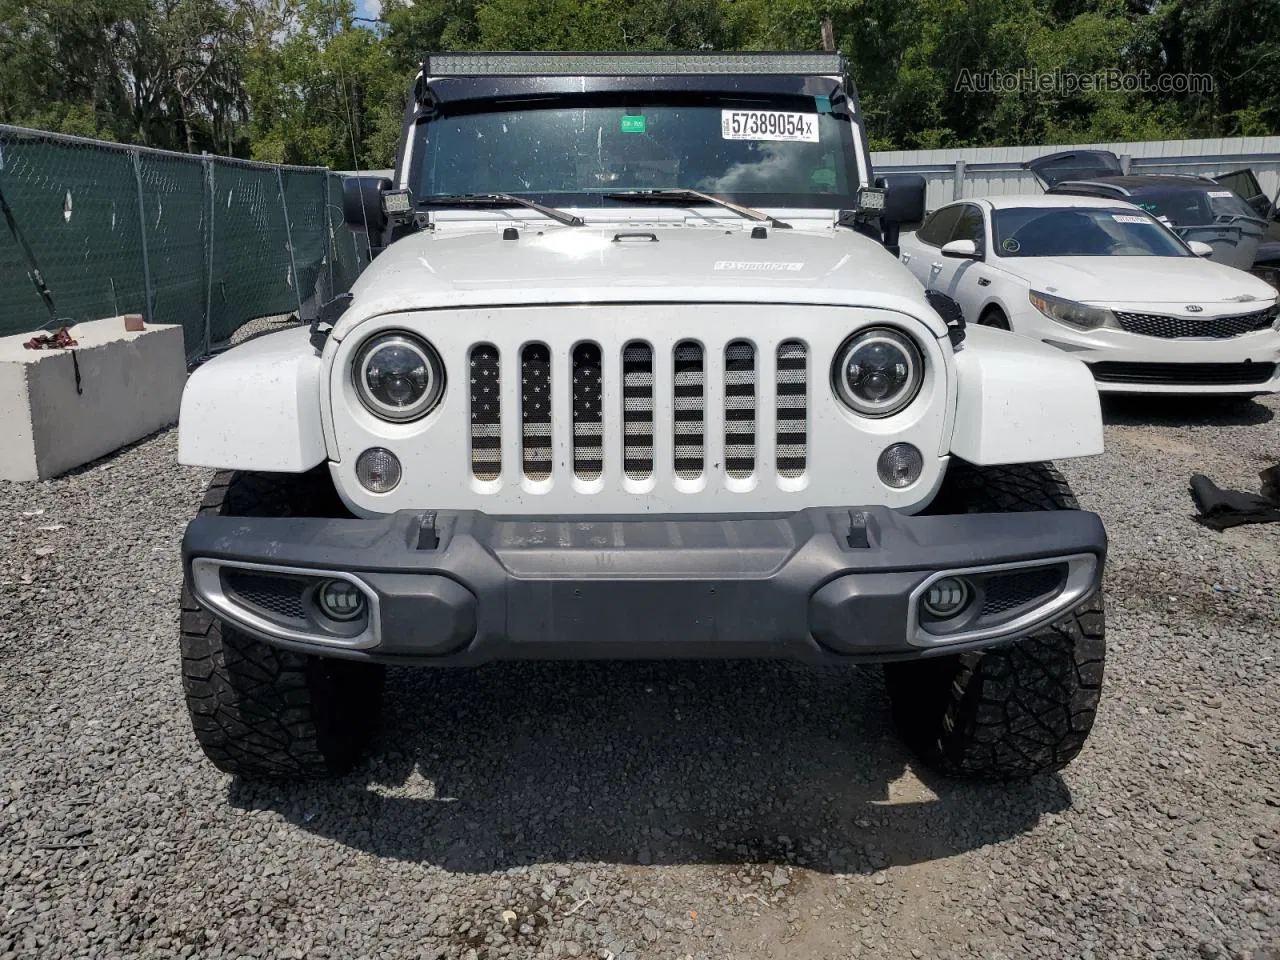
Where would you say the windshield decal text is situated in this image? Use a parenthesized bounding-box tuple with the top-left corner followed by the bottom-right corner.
(721, 110, 819, 143)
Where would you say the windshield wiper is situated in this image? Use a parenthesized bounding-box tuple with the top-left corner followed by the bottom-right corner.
(604, 189, 792, 228)
(417, 193, 584, 227)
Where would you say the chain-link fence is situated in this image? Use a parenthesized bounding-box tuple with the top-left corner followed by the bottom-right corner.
(0, 124, 370, 359)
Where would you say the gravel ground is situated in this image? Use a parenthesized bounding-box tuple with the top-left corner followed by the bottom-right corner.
(2, 325, 1278, 959)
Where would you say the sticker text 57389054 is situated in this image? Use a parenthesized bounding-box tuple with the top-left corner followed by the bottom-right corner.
(721, 110, 819, 143)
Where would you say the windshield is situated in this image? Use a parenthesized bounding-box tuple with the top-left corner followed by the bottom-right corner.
(1123, 187, 1261, 225)
(408, 95, 860, 210)
(992, 207, 1190, 258)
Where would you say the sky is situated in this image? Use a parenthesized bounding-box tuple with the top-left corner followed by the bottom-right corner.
(354, 0, 382, 20)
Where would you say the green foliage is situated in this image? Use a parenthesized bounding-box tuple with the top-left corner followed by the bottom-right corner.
(243, 0, 403, 167)
(1, 0, 1277, 161)
(0, 0, 255, 152)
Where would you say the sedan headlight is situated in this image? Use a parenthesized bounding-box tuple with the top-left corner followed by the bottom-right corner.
(1028, 290, 1116, 331)
(832, 327, 924, 418)
(353, 332, 445, 421)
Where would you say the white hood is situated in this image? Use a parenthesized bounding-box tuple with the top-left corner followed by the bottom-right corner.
(998, 255, 1279, 308)
(332, 221, 947, 339)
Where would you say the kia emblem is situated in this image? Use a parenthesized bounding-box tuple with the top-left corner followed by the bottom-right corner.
(1185, 304, 1203, 313)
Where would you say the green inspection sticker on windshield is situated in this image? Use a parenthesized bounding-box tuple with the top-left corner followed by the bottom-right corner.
(621, 115, 646, 133)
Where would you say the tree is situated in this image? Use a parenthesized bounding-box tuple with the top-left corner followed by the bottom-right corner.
(243, 0, 403, 167)
(3, 0, 1276, 158)
(0, 0, 254, 152)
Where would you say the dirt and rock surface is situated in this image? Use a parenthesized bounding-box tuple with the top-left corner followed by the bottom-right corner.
(2, 342, 1278, 958)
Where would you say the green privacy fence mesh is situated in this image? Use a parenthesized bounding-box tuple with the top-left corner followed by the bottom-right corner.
(0, 124, 369, 359)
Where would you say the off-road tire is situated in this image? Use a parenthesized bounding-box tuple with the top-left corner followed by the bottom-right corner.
(180, 469, 385, 779)
(885, 461, 1106, 779)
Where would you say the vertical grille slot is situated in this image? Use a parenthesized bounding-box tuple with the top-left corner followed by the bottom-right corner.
(521, 343, 552, 481)
(572, 342, 604, 480)
(775, 340, 808, 478)
(724, 340, 756, 479)
(622, 342, 654, 480)
(469, 344, 501, 481)
(673, 341, 705, 480)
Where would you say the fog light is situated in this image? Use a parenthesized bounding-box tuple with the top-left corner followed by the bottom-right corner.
(922, 576, 970, 619)
(356, 447, 401, 493)
(877, 443, 923, 489)
(317, 579, 366, 621)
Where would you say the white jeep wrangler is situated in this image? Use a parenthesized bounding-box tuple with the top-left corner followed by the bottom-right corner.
(177, 52, 1107, 781)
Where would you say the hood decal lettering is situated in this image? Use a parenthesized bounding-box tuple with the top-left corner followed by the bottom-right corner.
(714, 260, 805, 272)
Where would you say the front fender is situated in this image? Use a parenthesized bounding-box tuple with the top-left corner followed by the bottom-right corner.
(178, 327, 327, 472)
(949, 326, 1103, 465)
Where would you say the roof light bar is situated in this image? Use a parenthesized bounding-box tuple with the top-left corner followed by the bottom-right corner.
(423, 52, 847, 78)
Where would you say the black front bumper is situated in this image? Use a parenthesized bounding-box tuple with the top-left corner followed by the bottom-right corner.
(182, 507, 1106, 665)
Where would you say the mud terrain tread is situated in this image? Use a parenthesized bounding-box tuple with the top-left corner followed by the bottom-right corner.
(886, 460, 1106, 779)
(179, 469, 383, 779)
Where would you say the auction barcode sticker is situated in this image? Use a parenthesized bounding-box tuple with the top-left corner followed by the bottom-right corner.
(1112, 214, 1151, 224)
(721, 110, 819, 142)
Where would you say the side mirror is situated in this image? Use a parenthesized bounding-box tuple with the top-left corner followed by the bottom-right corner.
(1188, 240, 1215, 258)
(941, 239, 980, 259)
(876, 174, 927, 227)
(342, 175, 393, 234)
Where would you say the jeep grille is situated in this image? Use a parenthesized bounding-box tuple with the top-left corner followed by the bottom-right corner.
(724, 340, 756, 479)
(469, 344, 502, 481)
(521, 343, 553, 480)
(572, 342, 604, 480)
(776, 340, 808, 477)
(467, 338, 810, 487)
(673, 341, 705, 479)
(622, 342, 654, 480)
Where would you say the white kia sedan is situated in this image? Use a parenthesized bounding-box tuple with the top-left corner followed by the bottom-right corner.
(899, 195, 1280, 394)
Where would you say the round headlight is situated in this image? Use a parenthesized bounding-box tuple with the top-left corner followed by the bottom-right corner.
(832, 328, 924, 418)
(353, 333, 444, 421)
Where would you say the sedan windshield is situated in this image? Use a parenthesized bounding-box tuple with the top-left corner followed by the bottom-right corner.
(408, 96, 859, 210)
(992, 207, 1190, 258)
(1124, 187, 1262, 226)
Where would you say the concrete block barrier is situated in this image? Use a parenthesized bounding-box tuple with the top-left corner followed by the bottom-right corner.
(0, 317, 186, 481)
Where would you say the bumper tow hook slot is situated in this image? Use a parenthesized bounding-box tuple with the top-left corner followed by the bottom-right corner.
(415, 511, 439, 550)
(847, 510, 872, 548)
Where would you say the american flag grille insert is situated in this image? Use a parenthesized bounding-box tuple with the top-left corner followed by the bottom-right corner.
(622, 341, 655, 480)
(1113, 305, 1277, 339)
(469, 344, 501, 481)
(673, 341, 706, 480)
(465, 338, 810, 489)
(572, 342, 604, 480)
(724, 340, 756, 478)
(521, 343, 552, 480)
(775, 340, 808, 478)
